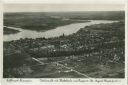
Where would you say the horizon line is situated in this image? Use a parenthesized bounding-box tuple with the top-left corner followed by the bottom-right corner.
(4, 10, 125, 13)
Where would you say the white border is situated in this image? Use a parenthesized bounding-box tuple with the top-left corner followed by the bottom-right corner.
(0, 2, 3, 85)
(125, 0, 128, 84)
(0, 0, 127, 85)
(1, 0, 125, 4)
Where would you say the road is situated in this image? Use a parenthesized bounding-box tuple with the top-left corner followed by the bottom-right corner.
(32, 57, 91, 78)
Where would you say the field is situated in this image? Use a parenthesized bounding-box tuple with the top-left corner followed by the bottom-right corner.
(3, 11, 125, 78)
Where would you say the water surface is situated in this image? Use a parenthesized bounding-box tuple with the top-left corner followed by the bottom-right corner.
(4, 20, 117, 41)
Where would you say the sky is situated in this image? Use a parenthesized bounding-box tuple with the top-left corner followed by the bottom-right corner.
(3, 0, 125, 12)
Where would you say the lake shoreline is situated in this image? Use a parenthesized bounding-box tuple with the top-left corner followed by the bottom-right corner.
(4, 20, 117, 41)
(4, 27, 20, 35)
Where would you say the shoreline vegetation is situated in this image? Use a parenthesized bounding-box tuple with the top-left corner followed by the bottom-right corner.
(21, 20, 90, 31)
(4, 20, 125, 78)
(4, 27, 20, 34)
(4, 13, 91, 32)
(4, 11, 124, 32)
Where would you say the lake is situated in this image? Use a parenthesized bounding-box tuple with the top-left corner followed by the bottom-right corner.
(4, 20, 117, 41)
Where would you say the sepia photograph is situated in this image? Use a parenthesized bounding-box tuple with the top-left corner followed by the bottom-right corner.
(3, 4, 125, 78)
